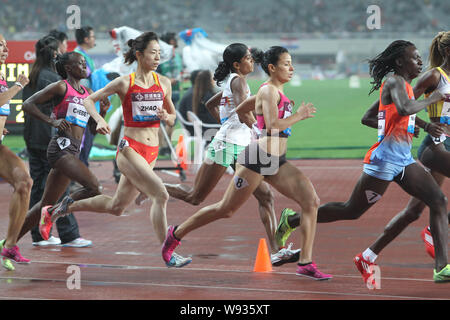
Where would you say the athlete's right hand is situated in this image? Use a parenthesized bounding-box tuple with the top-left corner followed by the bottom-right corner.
(51, 119, 71, 131)
(295, 102, 316, 121)
(17, 73, 29, 87)
(427, 122, 447, 138)
(96, 118, 111, 135)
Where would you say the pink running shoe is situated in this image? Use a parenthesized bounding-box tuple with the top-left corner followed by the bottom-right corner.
(421, 226, 435, 259)
(296, 262, 332, 281)
(1, 245, 30, 264)
(162, 226, 181, 265)
(39, 205, 53, 241)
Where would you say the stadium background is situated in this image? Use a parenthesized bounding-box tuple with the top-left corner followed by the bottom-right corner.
(1, 0, 448, 159)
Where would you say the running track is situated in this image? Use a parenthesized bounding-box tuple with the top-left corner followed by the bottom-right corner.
(0, 159, 448, 301)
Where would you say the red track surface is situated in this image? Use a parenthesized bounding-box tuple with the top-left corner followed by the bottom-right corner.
(0, 159, 448, 300)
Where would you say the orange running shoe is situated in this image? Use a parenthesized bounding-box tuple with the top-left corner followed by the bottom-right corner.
(39, 205, 53, 241)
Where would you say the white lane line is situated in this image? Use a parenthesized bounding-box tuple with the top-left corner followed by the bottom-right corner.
(0, 276, 445, 300)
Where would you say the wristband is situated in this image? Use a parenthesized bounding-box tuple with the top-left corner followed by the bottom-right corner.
(14, 82, 24, 89)
(424, 123, 430, 132)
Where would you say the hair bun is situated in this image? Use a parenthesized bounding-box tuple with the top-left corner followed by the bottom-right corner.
(127, 39, 135, 47)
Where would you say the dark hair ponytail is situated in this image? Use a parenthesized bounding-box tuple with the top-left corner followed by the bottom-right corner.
(124, 31, 159, 65)
(213, 43, 248, 86)
(368, 40, 415, 95)
(260, 46, 288, 76)
(29, 35, 59, 88)
(250, 47, 264, 64)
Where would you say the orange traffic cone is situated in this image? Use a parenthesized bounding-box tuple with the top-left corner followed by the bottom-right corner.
(253, 238, 272, 272)
(175, 134, 188, 171)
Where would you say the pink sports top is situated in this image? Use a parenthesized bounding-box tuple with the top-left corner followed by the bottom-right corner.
(51, 80, 90, 128)
(0, 78, 10, 116)
(255, 83, 293, 137)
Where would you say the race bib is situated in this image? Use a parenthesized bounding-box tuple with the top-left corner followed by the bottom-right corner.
(0, 84, 9, 116)
(432, 133, 447, 145)
(441, 98, 450, 125)
(377, 110, 386, 141)
(281, 101, 293, 136)
(251, 123, 262, 141)
(57, 137, 71, 150)
(131, 92, 163, 122)
(65, 101, 90, 129)
(0, 103, 10, 116)
(118, 138, 129, 151)
(407, 114, 416, 134)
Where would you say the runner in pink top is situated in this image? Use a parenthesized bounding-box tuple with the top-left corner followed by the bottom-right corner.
(15, 51, 110, 244)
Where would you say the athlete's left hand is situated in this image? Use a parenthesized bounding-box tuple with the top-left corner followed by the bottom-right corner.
(157, 108, 169, 121)
(413, 125, 420, 138)
(2, 128, 8, 136)
(99, 98, 110, 115)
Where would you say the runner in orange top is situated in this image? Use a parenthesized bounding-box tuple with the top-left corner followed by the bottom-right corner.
(275, 40, 448, 285)
(45, 32, 192, 268)
(354, 32, 450, 283)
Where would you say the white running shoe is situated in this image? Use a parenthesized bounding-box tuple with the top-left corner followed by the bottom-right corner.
(166, 252, 192, 268)
(61, 238, 92, 248)
(32, 236, 61, 246)
(271, 243, 301, 266)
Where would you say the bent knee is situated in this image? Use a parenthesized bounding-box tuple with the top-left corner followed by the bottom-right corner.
(188, 193, 206, 206)
(255, 189, 274, 207)
(150, 190, 170, 205)
(215, 202, 237, 219)
(302, 195, 320, 214)
(402, 207, 424, 222)
(14, 177, 33, 196)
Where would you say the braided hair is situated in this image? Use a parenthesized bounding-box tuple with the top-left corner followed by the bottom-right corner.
(55, 51, 78, 79)
(368, 40, 415, 95)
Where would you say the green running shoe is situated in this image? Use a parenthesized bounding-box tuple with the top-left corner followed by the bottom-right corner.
(275, 208, 297, 248)
(0, 239, 15, 271)
(434, 264, 450, 283)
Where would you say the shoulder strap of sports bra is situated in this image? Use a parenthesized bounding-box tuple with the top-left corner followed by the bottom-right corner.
(436, 67, 450, 83)
(152, 71, 161, 87)
(130, 72, 136, 87)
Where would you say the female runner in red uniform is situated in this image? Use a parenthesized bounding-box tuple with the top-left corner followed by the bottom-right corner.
(46, 32, 191, 267)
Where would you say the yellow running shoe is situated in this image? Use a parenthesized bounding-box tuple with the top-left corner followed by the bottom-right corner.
(434, 264, 450, 283)
(275, 208, 297, 248)
(0, 239, 15, 271)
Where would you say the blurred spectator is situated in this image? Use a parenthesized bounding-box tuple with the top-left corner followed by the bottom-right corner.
(191, 70, 218, 133)
(48, 29, 68, 54)
(74, 26, 96, 168)
(158, 32, 183, 156)
(158, 32, 183, 104)
(0, 0, 446, 38)
(178, 69, 201, 136)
